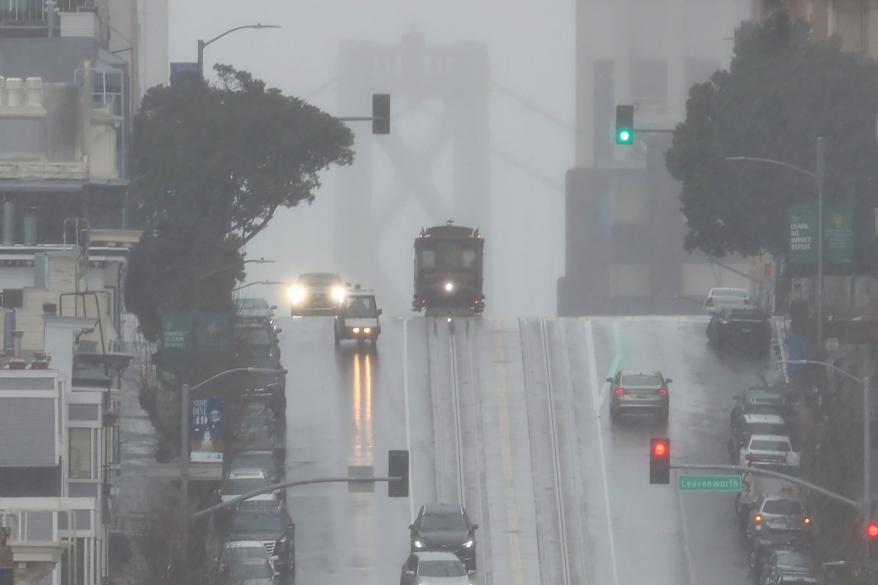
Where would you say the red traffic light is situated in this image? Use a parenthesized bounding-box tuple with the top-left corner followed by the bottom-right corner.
(649, 438, 671, 484)
(867, 523, 878, 539)
(652, 439, 669, 458)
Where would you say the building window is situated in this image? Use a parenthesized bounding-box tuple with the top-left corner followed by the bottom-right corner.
(69, 428, 93, 480)
(631, 59, 668, 102)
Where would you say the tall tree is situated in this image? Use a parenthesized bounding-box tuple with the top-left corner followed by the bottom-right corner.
(126, 67, 354, 340)
(665, 12, 878, 258)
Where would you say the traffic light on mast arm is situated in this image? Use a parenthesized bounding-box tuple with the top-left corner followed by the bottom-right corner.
(867, 521, 878, 540)
(388, 449, 409, 497)
(650, 438, 670, 484)
(372, 93, 390, 135)
(616, 104, 634, 145)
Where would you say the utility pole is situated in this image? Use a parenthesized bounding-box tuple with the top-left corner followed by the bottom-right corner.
(866, 375, 872, 564)
(815, 137, 825, 349)
(179, 383, 190, 577)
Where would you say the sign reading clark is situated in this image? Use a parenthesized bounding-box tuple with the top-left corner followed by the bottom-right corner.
(788, 204, 852, 264)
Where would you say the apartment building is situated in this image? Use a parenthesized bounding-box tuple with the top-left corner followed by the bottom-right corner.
(559, 0, 753, 315)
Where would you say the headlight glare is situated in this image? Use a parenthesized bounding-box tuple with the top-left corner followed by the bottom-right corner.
(462, 538, 474, 548)
(331, 286, 346, 302)
(364, 327, 371, 333)
(352, 327, 360, 333)
(413, 539, 424, 549)
(288, 286, 305, 304)
(444, 281, 454, 292)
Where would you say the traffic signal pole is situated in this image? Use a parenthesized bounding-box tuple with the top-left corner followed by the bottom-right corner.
(670, 463, 859, 510)
(191, 475, 404, 521)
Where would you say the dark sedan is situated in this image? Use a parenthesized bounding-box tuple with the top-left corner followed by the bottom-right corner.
(707, 307, 771, 355)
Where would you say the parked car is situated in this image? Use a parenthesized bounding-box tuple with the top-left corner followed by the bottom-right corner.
(739, 434, 800, 470)
(236, 297, 277, 326)
(729, 413, 788, 462)
(229, 449, 283, 485)
(707, 307, 771, 355)
(219, 470, 277, 505)
(745, 493, 813, 541)
(227, 507, 295, 578)
(220, 557, 276, 585)
(704, 287, 751, 314)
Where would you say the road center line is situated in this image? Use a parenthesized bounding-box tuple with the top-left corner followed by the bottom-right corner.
(403, 318, 415, 522)
(494, 327, 524, 585)
(584, 319, 620, 585)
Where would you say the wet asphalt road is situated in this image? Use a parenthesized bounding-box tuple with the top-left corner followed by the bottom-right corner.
(277, 315, 772, 585)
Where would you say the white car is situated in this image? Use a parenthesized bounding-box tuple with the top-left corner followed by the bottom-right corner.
(739, 434, 800, 469)
(400, 552, 471, 585)
(220, 469, 277, 503)
(704, 287, 752, 314)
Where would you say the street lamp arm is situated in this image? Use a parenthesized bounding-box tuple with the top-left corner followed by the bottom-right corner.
(232, 280, 284, 292)
(189, 367, 285, 394)
(202, 24, 281, 49)
(780, 359, 864, 384)
(724, 156, 817, 180)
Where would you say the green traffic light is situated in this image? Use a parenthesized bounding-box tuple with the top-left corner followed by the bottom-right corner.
(618, 129, 632, 144)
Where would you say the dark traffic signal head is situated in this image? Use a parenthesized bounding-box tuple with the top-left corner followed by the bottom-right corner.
(372, 93, 390, 135)
(388, 449, 409, 497)
(649, 438, 670, 484)
(615, 104, 634, 145)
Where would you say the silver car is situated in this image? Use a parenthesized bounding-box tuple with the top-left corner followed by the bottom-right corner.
(400, 552, 471, 585)
(608, 371, 671, 423)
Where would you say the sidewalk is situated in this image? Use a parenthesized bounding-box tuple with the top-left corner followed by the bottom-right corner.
(111, 315, 178, 585)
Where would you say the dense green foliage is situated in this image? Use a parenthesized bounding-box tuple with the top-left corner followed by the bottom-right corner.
(125, 66, 354, 340)
(666, 12, 878, 258)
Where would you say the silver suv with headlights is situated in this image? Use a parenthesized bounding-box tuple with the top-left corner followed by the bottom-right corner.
(288, 272, 346, 316)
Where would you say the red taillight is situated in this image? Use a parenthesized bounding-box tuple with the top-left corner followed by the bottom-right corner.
(658, 387, 668, 397)
(754, 514, 763, 524)
(614, 387, 625, 397)
(744, 453, 752, 461)
(744, 298, 751, 305)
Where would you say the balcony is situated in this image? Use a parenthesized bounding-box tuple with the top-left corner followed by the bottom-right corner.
(0, 0, 96, 28)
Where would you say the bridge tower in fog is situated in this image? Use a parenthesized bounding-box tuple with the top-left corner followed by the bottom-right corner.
(558, 0, 752, 315)
(335, 34, 490, 312)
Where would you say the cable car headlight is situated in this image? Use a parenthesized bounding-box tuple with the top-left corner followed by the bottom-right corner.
(288, 285, 306, 305)
(444, 282, 455, 293)
(331, 286, 346, 302)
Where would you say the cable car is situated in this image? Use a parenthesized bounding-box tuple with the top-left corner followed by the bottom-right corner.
(412, 221, 485, 315)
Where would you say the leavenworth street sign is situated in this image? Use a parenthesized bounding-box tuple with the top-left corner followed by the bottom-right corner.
(678, 474, 742, 492)
(788, 204, 853, 264)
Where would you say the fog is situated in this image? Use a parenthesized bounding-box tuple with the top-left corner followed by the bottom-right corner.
(169, 0, 573, 317)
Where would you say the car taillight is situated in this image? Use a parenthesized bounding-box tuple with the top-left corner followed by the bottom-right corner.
(614, 387, 625, 397)
(803, 516, 812, 526)
(754, 514, 763, 524)
(745, 453, 752, 461)
(705, 298, 713, 306)
(658, 387, 668, 397)
(744, 299, 751, 305)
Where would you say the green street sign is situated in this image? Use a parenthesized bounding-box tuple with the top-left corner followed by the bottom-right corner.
(678, 474, 742, 492)
(825, 206, 853, 263)
(196, 312, 231, 352)
(159, 312, 193, 365)
(789, 204, 852, 264)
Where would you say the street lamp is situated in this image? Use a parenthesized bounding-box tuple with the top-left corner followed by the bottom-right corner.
(725, 136, 826, 345)
(233, 280, 284, 293)
(197, 23, 281, 77)
(179, 366, 286, 582)
(780, 358, 871, 560)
